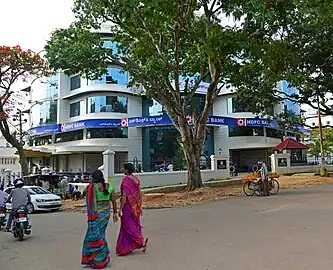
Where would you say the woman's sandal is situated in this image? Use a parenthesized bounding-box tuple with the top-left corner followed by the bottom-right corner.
(142, 238, 149, 253)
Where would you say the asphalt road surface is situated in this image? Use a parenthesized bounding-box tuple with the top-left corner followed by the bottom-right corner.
(1, 185, 333, 270)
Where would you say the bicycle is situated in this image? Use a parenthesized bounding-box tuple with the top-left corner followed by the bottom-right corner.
(243, 177, 280, 196)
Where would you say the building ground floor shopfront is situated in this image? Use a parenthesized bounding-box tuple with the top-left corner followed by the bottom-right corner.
(26, 115, 309, 174)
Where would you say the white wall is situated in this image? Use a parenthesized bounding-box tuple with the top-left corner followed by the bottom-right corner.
(0, 143, 21, 186)
(274, 165, 333, 174)
(73, 169, 230, 192)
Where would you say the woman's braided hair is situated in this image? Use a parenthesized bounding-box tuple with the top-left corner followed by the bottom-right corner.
(92, 170, 109, 195)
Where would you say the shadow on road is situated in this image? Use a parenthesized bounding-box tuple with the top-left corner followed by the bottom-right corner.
(278, 185, 333, 196)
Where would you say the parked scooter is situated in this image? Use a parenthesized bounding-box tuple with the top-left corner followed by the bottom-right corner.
(11, 205, 31, 241)
(0, 206, 6, 230)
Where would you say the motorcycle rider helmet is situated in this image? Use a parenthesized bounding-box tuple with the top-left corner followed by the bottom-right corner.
(14, 179, 24, 188)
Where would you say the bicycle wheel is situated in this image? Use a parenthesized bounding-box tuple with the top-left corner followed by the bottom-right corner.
(243, 181, 255, 196)
(269, 179, 280, 195)
(254, 187, 263, 196)
(252, 165, 259, 172)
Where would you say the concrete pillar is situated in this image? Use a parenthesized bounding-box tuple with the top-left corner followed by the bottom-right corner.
(210, 155, 229, 171)
(210, 155, 215, 170)
(103, 149, 115, 183)
(270, 154, 276, 172)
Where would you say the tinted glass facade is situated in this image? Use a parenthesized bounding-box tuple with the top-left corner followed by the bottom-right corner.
(39, 100, 57, 126)
(87, 96, 128, 113)
(69, 101, 83, 117)
(70, 76, 81, 91)
(227, 97, 249, 113)
(43, 75, 58, 99)
(55, 130, 83, 143)
(142, 95, 210, 117)
(95, 67, 128, 85)
(86, 128, 128, 139)
(28, 135, 52, 146)
(228, 126, 264, 137)
(142, 126, 214, 171)
(266, 128, 284, 140)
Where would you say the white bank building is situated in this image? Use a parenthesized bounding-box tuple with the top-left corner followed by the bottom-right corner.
(24, 65, 307, 174)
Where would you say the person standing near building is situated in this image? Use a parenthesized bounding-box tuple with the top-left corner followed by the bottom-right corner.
(258, 161, 269, 196)
(116, 163, 148, 256)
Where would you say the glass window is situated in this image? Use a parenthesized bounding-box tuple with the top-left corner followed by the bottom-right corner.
(228, 127, 264, 137)
(43, 74, 58, 99)
(227, 97, 248, 113)
(95, 67, 128, 85)
(27, 187, 51, 195)
(32, 135, 52, 146)
(39, 100, 57, 126)
(266, 128, 284, 140)
(87, 96, 128, 113)
(142, 95, 209, 117)
(55, 130, 83, 143)
(227, 97, 274, 114)
(103, 41, 121, 55)
(86, 128, 128, 139)
(142, 126, 214, 172)
(70, 101, 83, 117)
(70, 76, 81, 91)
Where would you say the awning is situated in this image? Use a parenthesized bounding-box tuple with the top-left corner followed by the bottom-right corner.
(272, 138, 308, 151)
(18, 150, 54, 158)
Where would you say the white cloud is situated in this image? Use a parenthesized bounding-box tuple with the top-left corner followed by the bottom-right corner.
(0, 0, 74, 51)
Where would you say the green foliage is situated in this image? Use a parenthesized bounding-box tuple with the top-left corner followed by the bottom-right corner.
(309, 128, 333, 157)
(232, 0, 333, 119)
(44, 0, 299, 188)
(45, 27, 107, 79)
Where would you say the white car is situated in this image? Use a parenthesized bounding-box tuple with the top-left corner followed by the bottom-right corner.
(4, 186, 62, 214)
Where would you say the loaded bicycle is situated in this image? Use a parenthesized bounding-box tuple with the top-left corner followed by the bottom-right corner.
(242, 172, 280, 196)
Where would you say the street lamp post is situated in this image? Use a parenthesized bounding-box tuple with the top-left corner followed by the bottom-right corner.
(317, 96, 326, 176)
(12, 109, 27, 145)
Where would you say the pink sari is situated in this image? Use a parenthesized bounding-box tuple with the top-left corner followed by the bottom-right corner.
(116, 175, 144, 256)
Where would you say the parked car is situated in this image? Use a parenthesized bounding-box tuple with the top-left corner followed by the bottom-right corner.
(4, 186, 62, 214)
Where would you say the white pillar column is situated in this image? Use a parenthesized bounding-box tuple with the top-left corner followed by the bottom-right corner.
(210, 155, 216, 171)
(102, 149, 115, 183)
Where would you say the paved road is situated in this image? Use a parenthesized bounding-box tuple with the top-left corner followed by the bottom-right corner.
(1, 185, 333, 270)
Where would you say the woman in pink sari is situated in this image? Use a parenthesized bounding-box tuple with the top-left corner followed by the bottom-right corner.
(116, 163, 148, 256)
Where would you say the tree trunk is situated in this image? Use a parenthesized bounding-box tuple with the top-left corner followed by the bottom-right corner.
(182, 138, 204, 191)
(0, 122, 29, 176)
(17, 146, 29, 177)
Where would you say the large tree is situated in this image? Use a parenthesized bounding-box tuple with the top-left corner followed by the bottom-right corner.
(0, 45, 51, 176)
(233, 0, 333, 121)
(45, 0, 294, 190)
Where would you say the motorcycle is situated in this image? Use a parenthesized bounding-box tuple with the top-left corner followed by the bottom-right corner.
(11, 205, 31, 241)
(0, 206, 6, 230)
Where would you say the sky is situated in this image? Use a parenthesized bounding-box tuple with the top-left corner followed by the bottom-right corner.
(0, 0, 75, 130)
(0, 0, 74, 51)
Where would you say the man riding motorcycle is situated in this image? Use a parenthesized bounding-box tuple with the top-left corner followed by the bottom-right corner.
(0, 188, 6, 227)
(0, 188, 5, 208)
(5, 179, 31, 233)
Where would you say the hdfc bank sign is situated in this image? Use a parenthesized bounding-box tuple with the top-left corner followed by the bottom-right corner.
(120, 118, 128, 128)
(236, 118, 246, 127)
(61, 122, 85, 132)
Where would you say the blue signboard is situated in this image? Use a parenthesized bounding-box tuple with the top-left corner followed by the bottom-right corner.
(128, 115, 172, 127)
(206, 116, 278, 127)
(60, 119, 121, 132)
(28, 124, 60, 136)
(28, 115, 306, 136)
